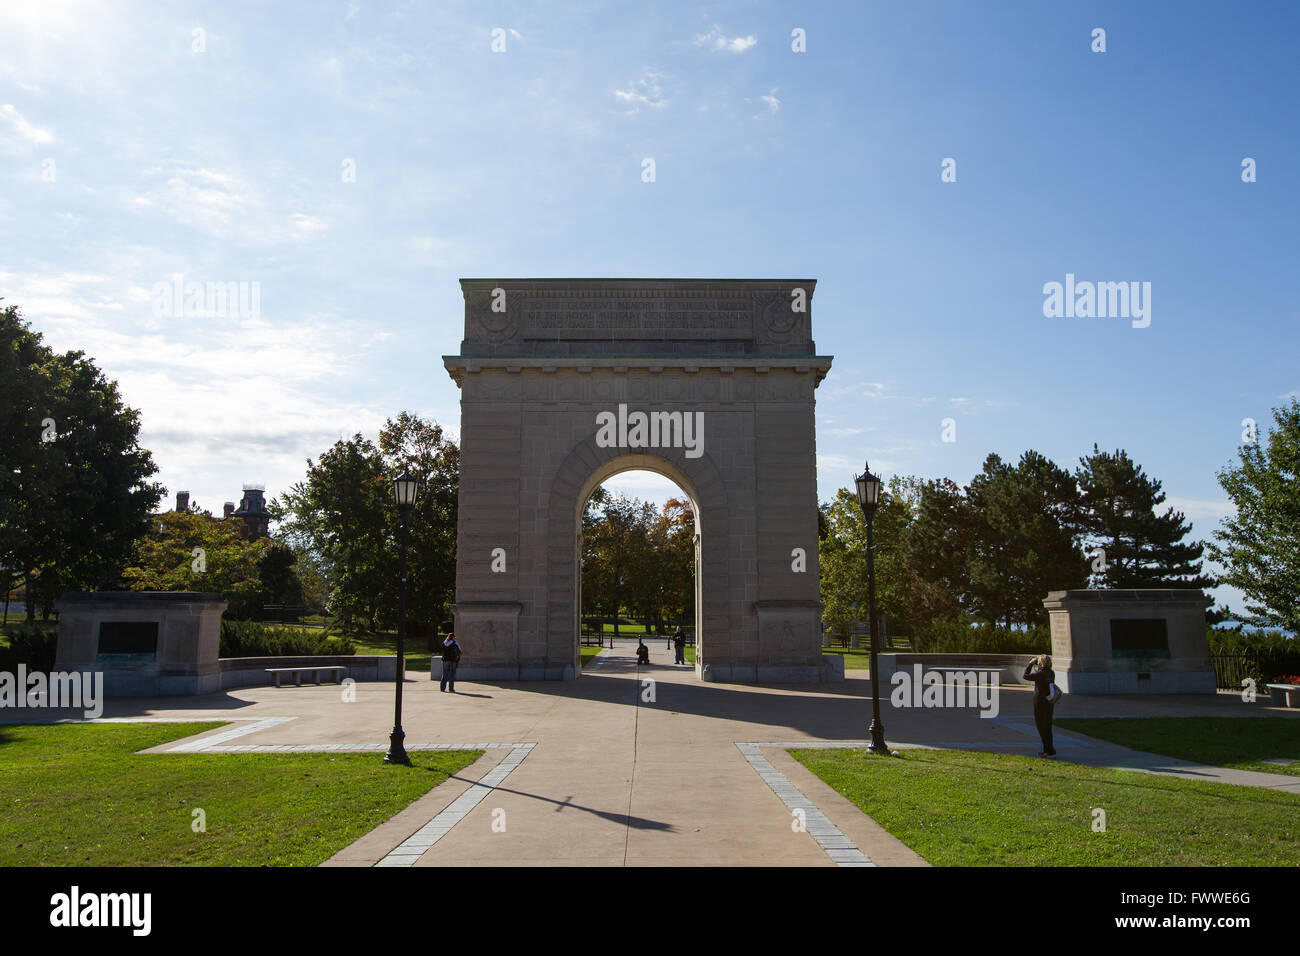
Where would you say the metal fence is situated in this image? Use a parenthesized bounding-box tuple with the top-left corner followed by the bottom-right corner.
(260, 605, 328, 627)
(1210, 648, 1300, 691)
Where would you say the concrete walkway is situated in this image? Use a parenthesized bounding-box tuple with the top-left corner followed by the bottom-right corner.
(8, 638, 1299, 864)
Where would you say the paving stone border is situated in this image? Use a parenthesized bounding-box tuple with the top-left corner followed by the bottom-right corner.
(735, 743, 873, 867)
(163, 716, 298, 752)
(376, 743, 537, 867)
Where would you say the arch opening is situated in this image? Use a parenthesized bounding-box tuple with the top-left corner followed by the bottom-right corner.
(574, 458, 703, 676)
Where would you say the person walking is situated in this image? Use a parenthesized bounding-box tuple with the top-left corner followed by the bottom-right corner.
(440, 632, 462, 693)
(1022, 653, 1058, 757)
(672, 627, 686, 666)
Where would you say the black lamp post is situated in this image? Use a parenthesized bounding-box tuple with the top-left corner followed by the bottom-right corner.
(854, 460, 889, 755)
(384, 472, 421, 766)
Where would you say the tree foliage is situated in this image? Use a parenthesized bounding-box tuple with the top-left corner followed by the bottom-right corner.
(271, 413, 458, 635)
(0, 303, 163, 617)
(820, 445, 1208, 635)
(121, 509, 302, 618)
(1208, 400, 1300, 632)
(581, 491, 695, 633)
(965, 451, 1088, 627)
(1075, 444, 1215, 590)
(818, 479, 915, 638)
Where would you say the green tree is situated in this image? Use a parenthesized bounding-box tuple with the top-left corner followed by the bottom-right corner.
(655, 497, 697, 632)
(378, 413, 460, 635)
(903, 477, 970, 629)
(0, 303, 163, 617)
(1208, 400, 1300, 632)
(1075, 445, 1214, 589)
(581, 491, 646, 635)
(121, 510, 269, 617)
(818, 477, 920, 641)
(965, 451, 1088, 627)
(271, 413, 459, 634)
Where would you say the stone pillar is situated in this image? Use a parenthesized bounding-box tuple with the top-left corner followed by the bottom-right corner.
(1042, 589, 1215, 694)
(54, 592, 227, 696)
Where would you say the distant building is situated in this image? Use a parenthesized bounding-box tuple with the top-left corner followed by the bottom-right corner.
(232, 485, 271, 538)
(170, 484, 270, 539)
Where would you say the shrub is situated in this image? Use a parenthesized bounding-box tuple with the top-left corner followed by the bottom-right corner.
(218, 619, 355, 658)
(911, 620, 1050, 655)
(0, 623, 59, 672)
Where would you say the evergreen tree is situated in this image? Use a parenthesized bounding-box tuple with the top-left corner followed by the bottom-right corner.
(1075, 444, 1214, 589)
(966, 451, 1087, 627)
(1208, 400, 1300, 632)
(903, 477, 970, 628)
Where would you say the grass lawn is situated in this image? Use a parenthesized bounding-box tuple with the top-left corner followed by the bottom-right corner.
(820, 647, 872, 671)
(791, 746, 1299, 866)
(1057, 717, 1300, 777)
(581, 645, 603, 668)
(351, 631, 433, 673)
(0, 722, 481, 866)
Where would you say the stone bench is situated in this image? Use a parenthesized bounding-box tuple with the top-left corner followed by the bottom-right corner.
(1266, 683, 1300, 707)
(265, 665, 346, 688)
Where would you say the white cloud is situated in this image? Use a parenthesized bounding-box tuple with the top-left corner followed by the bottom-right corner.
(289, 212, 328, 239)
(760, 89, 780, 114)
(1164, 497, 1237, 522)
(694, 25, 757, 53)
(134, 164, 331, 245)
(614, 69, 668, 112)
(0, 103, 54, 144)
(1, 268, 394, 515)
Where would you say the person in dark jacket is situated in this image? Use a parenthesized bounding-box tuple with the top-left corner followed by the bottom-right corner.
(1022, 653, 1057, 757)
(440, 633, 462, 693)
(672, 628, 686, 665)
(636, 640, 650, 665)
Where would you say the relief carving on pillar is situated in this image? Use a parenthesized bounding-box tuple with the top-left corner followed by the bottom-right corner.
(466, 288, 521, 345)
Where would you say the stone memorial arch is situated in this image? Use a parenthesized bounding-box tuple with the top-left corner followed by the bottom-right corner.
(443, 279, 838, 683)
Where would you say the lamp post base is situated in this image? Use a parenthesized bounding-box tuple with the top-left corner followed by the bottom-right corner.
(866, 719, 890, 755)
(384, 727, 411, 766)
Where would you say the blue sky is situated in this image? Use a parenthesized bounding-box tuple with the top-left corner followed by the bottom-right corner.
(2, 1, 1297, 613)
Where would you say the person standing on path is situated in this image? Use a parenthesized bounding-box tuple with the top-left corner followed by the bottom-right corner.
(1022, 653, 1057, 757)
(672, 627, 686, 665)
(440, 632, 462, 693)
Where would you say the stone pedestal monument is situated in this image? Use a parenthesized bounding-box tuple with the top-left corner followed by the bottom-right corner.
(1043, 589, 1215, 694)
(444, 278, 837, 682)
(54, 592, 227, 696)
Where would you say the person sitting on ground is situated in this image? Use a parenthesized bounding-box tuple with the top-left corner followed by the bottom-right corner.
(636, 640, 650, 665)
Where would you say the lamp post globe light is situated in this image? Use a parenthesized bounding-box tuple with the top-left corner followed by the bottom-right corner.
(385, 472, 421, 766)
(854, 460, 889, 755)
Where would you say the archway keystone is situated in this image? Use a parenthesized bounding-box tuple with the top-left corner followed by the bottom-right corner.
(444, 278, 837, 682)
